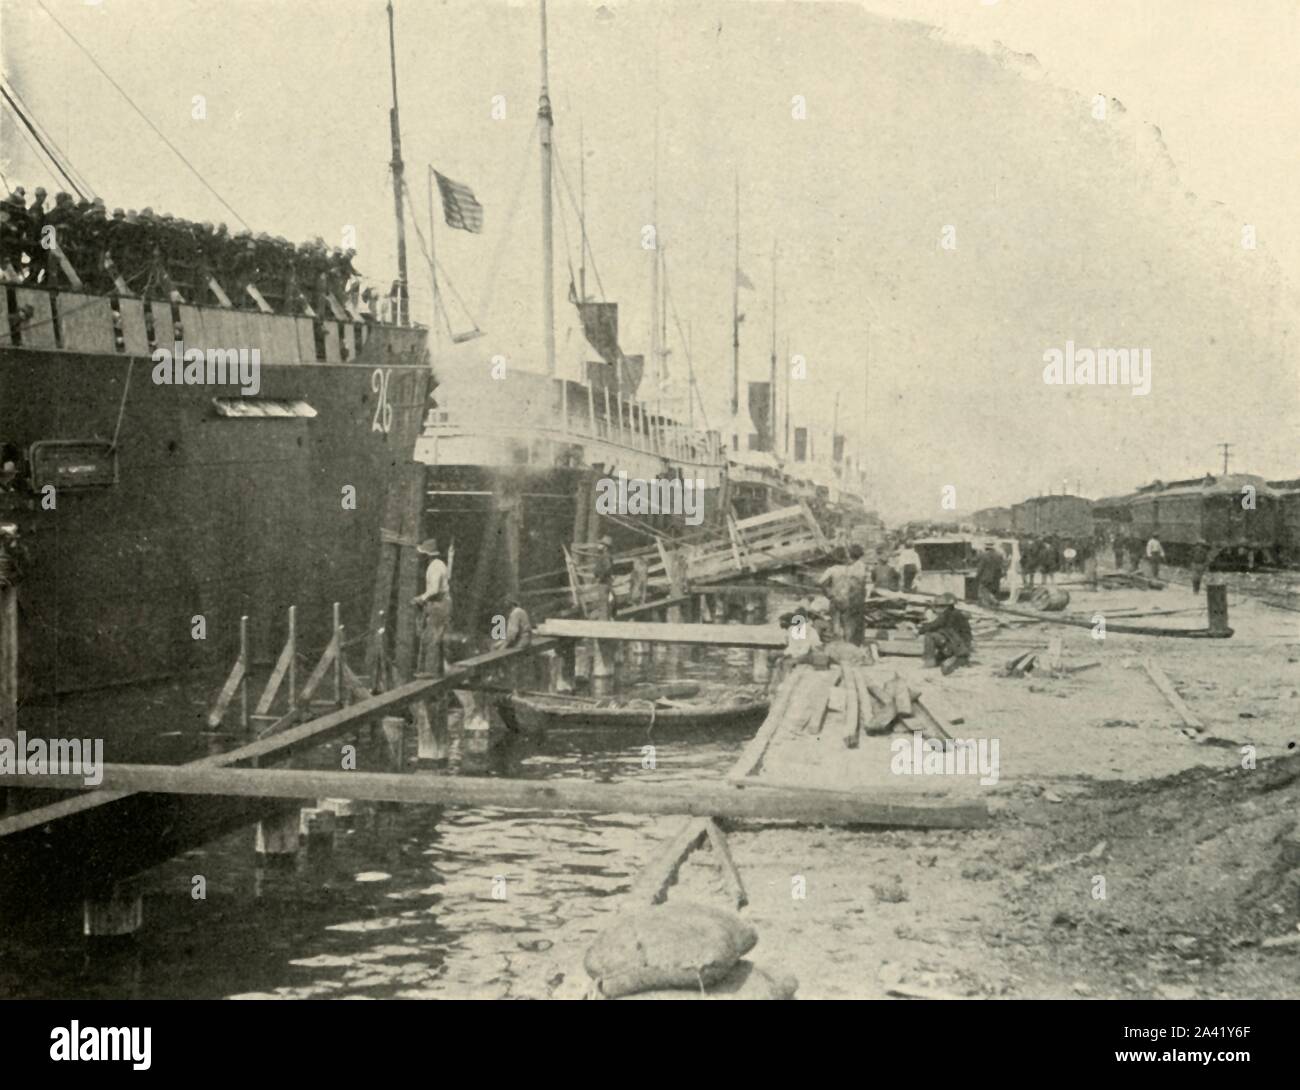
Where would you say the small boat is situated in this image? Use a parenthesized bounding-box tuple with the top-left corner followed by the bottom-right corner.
(509, 681, 769, 733)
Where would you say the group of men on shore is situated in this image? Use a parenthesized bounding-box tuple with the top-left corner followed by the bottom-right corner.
(0, 183, 388, 318)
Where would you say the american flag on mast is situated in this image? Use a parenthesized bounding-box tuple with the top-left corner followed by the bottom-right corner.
(433, 170, 484, 233)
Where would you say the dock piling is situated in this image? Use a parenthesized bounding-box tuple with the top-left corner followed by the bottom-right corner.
(255, 807, 301, 859)
(1206, 579, 1230, 636)
(415, 696, 450, 765)
(82, 884, 143, 937)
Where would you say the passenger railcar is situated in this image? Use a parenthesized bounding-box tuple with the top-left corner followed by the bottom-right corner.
(1266, 479, 1300, 565)
(1128, 474, 1279, 567)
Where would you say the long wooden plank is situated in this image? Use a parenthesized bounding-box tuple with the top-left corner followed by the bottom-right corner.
(614, 593, 694, 618)
(734, 504, 808, 532)
(628, 817, 711, 905)
(0, 639, 555, 839)
(536, 618, 784, 648)
(1142, 659, 1204, 730)
(727, 666, 806, 781)
(0, 764, 990, 828)
(703, 817, 748, 908)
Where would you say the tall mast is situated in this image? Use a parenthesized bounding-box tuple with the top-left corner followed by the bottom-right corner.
(769, 239, 777, 453)
(831, 392, 840, 464)
(386, 1, 408, 326)
(783, 333, 790, 455)
(427, 165, 439, 351)
(659, 244, 668, 407)
(578, 121, 586, 304)
(538, 0, 557, 376)
(731, 171, 740, 422)
(650, 102, 661, 417)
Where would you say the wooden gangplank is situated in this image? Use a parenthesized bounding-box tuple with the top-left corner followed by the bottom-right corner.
(0, 638, 555, 841)
(0, 764, 989, 830)
(535, 618, 784, 648)
(603, 503, 831, 606)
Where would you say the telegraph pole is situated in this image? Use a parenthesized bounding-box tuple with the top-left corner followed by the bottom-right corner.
(1218, 442, 1232, 475)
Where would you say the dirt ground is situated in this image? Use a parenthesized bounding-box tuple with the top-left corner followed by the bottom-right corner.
(517, 570, 1300, 999)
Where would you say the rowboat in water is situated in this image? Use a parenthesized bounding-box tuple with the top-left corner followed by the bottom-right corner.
(509, 681, 769, 733)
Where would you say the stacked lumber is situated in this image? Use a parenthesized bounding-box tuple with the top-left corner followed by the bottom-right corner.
(759, 662, 962, 751)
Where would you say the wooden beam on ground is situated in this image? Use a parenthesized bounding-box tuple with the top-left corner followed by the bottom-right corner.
(727, 666, 808, 781)
(704, 818, 748, 908)
(0, 764, 989, 828)
(1142, 658, 1204, 732)
(628, 817, 711, 905)
(536, 618, 784, 648)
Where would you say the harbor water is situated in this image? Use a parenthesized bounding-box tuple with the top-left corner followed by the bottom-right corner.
(0, 647, 764, 1000)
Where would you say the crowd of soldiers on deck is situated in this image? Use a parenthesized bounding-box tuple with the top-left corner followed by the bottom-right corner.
(0, 184, 400, 320)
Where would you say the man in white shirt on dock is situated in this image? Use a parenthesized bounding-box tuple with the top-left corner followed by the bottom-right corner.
(896, 542, 921, 592)
(1145, 535, 1165, 581)
(413, 538, 451, 677)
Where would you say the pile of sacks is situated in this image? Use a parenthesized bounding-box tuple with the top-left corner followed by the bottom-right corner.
(584, 902, 797, 1000)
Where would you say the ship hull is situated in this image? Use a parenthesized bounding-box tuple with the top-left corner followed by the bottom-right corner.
(1, 346, 430, 701)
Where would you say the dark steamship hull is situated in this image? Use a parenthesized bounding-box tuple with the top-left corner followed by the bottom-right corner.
(0, 324, 430, 702)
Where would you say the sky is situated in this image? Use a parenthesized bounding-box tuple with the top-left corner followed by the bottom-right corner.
(2, 0, 1297, 521)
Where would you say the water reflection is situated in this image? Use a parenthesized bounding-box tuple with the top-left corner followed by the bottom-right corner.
(0, 649, 760, 999)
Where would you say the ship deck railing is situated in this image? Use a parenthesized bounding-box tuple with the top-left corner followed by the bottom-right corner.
(424, 374, 726, 471)
(0, 284, 427, 367)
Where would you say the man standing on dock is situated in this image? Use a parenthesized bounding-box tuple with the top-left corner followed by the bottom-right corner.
(591, 535, 615, 620)
(413, 538, 451, 677)
(872, 552, 901, 592)
(897, 540, 921, 592)
(1188, 541, 1217, 594)
(846, 544, 868, 645)
(975, 543, 1004, 607)
(1146, 534, 1166, 581)
(1021, 536, 1038, 588)
(818, 555, 855, 640)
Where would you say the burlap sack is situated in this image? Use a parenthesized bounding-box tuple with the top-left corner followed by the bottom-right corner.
(584, 902, 758, 999)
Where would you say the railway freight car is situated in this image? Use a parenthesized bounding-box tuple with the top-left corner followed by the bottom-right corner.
(1010, 494, 1094, 539)
(1266, 478, 1300, 565)
(1128, 474, 1279, 568)
(1092, 492, 1136, 534)
(973, 506, 1012, 532)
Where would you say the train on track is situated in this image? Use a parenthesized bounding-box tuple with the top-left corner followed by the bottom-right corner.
(973, 473, 1297, 568)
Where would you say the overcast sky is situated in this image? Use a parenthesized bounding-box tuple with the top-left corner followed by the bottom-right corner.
(3, 0, 1297, 520)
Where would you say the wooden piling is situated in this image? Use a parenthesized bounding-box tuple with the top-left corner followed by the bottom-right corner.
(379, 715, 406, 770)
(1, 578, 18, 815)
(1206, 580, 1230, 636)
(590, 639, 616, 696)
(238, 615, 250, 730)
(255, 807, 301, 858)
(82, 884, 143, 937)
(415, 696, 450, 765)
(332, 603, 343, 706)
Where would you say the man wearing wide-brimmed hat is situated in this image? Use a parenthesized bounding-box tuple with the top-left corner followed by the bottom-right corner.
(919, 593, 972, 674)
(413, 538, 451, 677)
(589, 534, 615, 620)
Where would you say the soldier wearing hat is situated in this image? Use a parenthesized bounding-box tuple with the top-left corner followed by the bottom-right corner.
(919, 593, 972, 674)
(590, 534, 615, 619)
(413, 538, 451, 677)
